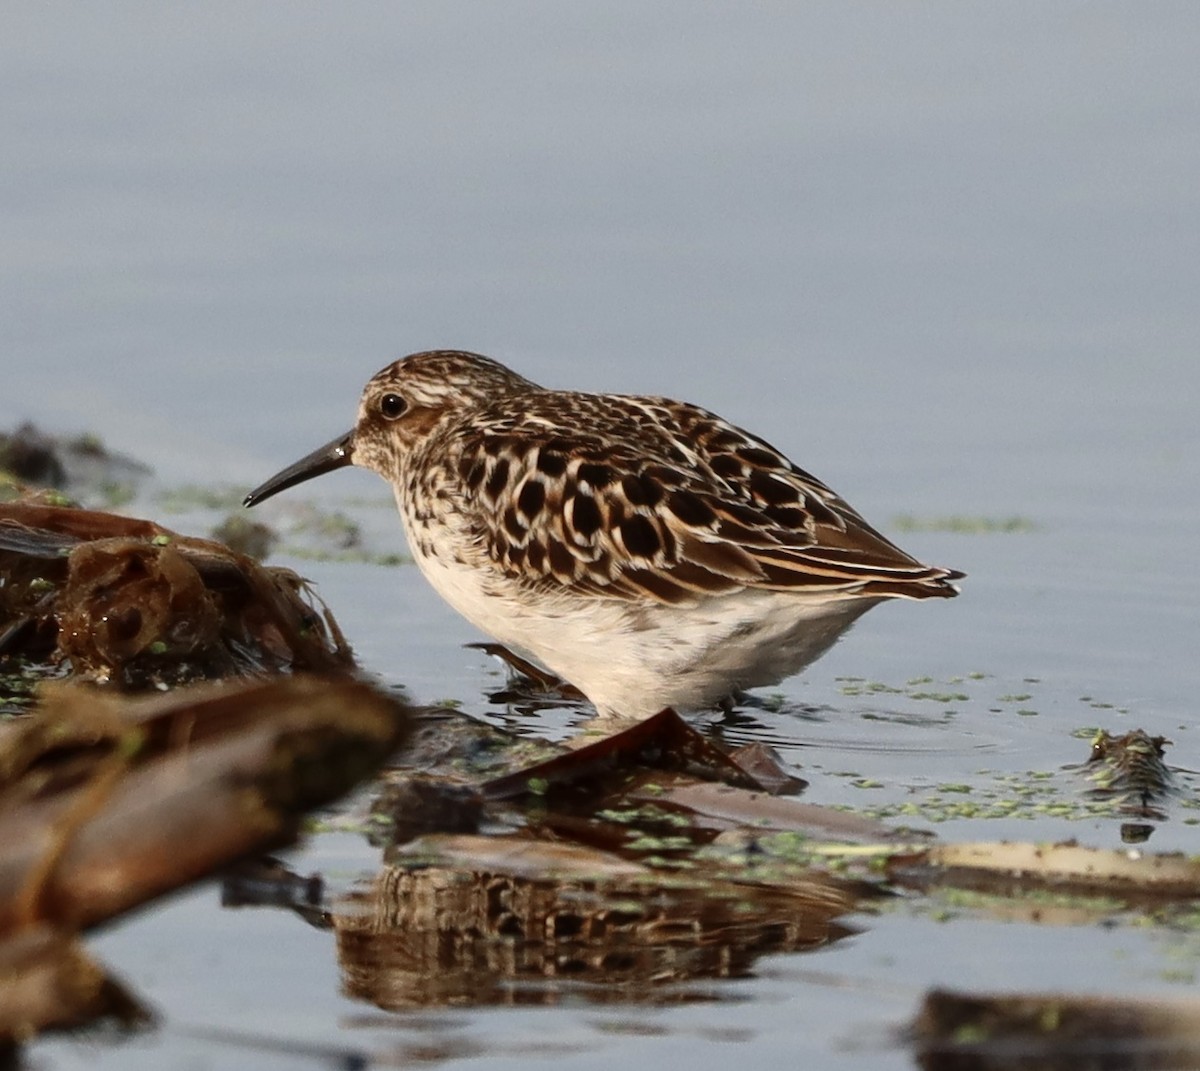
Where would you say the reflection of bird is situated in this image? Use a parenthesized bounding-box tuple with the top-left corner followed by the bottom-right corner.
(246, 351, 962, 717)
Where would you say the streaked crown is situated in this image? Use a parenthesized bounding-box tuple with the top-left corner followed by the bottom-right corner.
(352, 350, 539, 477)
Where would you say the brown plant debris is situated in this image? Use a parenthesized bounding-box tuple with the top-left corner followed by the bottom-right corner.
(0, 501, 352, 689)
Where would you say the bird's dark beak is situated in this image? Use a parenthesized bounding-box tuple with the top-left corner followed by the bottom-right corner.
(243, 431, 354, 507)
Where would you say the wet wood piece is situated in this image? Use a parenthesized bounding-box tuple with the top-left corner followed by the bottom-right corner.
(0, 503, 166, 547)
(0, 502, 352, 683)
(0, 676, 410, 934)
(891, 840, 1200, 899)
(375, 707, 872, 871)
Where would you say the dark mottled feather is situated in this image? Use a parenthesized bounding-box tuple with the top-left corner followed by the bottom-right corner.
(441, 390, 962, 605)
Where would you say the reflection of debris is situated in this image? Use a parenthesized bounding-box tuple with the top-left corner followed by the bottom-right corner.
(0, 675, 410, 1042)
(336, 832, 859, 1008)
(911, 987, 1200, 1070)
(315, 700, 891, 1011)
(221, 857, 323, 911)
(0, 926, 151, 1043)
(1084, 729, 1174, 819)
(0, 501, 352, 689)
(221, 857, 328, 929)
(339, 699, 896, 995)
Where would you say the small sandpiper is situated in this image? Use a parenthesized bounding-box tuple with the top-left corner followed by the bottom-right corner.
(245, 351, 962, 718)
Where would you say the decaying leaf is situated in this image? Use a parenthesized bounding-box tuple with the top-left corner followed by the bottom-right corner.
(0, 502, 352, 688)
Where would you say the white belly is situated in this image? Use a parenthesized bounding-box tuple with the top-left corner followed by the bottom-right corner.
(406, 522, 878, 718)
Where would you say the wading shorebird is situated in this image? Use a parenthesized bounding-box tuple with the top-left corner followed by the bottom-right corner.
(245, 351, 962, 718)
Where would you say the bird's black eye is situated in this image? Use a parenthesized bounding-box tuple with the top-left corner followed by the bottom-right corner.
(380, 393, 407, 420)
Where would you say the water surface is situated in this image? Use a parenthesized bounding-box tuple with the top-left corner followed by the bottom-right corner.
(5, 4, 1200, 1068)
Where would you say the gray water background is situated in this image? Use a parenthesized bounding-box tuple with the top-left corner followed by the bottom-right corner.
(4, 5, 1200, 1068)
